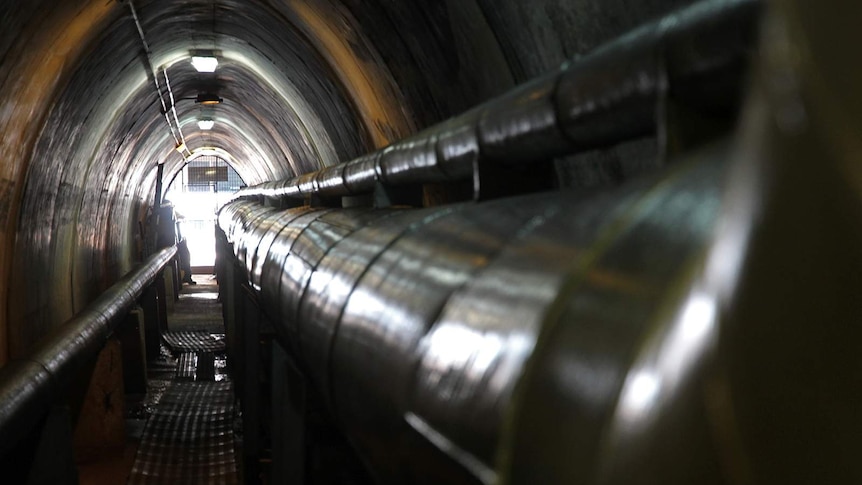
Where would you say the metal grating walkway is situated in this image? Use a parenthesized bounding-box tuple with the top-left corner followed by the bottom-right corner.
(128, 381, 237, 484)
(163, 331, 226, 353)
(128, 274, 238, 484)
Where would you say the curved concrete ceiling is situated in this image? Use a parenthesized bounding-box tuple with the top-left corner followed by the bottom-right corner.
(0, 0, 696, 362)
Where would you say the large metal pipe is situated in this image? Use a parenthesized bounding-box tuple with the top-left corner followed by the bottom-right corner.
(227, 0, 760, 204)
(217, 142, 728, 484)
(0, 246, 177, 455)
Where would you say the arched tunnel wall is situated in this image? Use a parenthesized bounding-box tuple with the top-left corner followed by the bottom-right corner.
(0, 0, 698, 364)
(1, 0, 862, 484)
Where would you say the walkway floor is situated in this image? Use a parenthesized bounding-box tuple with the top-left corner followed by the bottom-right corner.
(126, 274, 239, 484)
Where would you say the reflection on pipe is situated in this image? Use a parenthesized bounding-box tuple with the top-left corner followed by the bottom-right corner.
(217, 143, 728, 484)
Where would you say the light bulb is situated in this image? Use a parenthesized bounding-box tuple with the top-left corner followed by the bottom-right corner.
(191, 56, 218, 73)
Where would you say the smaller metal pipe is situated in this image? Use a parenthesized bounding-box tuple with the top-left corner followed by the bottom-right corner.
(163, 68, 191, 157)
(128, 0, 182, 150)
(226, 0, 760, 205)
(0, 246, 177, 455)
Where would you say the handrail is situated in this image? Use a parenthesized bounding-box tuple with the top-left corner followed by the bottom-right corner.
(225, 0, 760, 205)
(0, 245, 177, 454)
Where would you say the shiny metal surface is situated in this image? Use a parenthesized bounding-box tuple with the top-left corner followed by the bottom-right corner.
(331, 195, 577, 481)
(0, 0, 858, 483)
(250, 208, 315, 291)
(343, 153, 384, 196)
(0, 246, 176, 455)
(0, 0, 711, 364)
(217, 142, 726, 484)
(502, 153, 724, 484)
(477, 75, 565, 164)
(228, 0, 759, 204)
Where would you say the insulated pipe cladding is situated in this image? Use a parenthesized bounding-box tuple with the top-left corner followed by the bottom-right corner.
(217, 143, 732, 484)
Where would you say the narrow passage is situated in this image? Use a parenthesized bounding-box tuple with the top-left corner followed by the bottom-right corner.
(128, 275, 239, 484)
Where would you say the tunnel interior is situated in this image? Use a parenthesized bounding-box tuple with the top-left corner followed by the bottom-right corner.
(1, 0, 700, 361)
(2, 0, 862, 483)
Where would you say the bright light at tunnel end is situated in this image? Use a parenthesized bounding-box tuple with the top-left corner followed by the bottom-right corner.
(198, 119, 215, 130)
(191, 56, 218, 73)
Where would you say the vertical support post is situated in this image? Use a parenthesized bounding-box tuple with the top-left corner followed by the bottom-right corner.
(147, 163, 165, 255)
(163, 265, 176, 314)
(241, 284, 261, 484)
(139, 283, 161, 361)
(222, 247, 238, 383)
(117, 307, 147, 394)
(72, 339, 125, 462)
(153, 162, 164, 210)
(271, 341, 306, 485)
(171, 259, 180, 301)
(155, 271, 169, 335)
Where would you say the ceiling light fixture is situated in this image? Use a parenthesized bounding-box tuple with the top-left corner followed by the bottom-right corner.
(198, 119, 215, 130)
(195, 93, 223, 105)
(191, 55, 218, 73)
